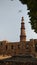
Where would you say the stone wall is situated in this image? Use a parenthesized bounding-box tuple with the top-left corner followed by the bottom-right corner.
(0, 39, 37, 57)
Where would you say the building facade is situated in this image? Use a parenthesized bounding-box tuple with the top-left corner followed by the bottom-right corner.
(0, 17, 37, 57)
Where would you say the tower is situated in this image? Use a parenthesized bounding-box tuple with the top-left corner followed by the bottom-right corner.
(20, 17, 26, 42)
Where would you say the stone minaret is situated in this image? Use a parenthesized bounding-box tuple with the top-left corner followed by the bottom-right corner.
(20, 17, 26, 42)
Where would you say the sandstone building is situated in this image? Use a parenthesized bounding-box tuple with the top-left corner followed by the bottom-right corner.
(0, 17, 37, 65)
(0, 17, 37, 57)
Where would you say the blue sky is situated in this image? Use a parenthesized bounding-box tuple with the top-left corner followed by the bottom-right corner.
(0, 0, 37, 42)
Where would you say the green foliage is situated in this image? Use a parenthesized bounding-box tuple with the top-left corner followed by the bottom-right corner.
(19, 0, 37, 33)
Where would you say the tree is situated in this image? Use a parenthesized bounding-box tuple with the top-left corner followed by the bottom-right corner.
(19, 0, 37, 33)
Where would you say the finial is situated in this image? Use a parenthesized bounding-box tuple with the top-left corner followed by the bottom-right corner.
(21, 17, 24, 22)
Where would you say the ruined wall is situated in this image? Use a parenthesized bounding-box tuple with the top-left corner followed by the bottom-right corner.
(0, 39, 37, 57)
